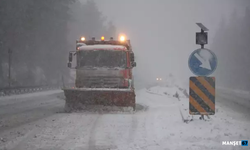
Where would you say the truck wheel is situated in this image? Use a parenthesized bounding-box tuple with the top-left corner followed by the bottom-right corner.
(133, 105, 136, 111)
(64, 102, 72, 113)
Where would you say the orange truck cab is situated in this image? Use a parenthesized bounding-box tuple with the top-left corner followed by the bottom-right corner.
(64, 35, 136, 111)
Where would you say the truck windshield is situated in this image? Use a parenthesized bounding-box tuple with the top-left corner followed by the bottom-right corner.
(78, 50, 127, 68)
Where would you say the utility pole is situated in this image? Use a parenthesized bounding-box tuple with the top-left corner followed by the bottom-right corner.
(8, 48, 12, 87)
(61, 75, 65, 88)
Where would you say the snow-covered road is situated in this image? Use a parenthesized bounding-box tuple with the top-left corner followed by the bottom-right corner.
(0, 87, 249, 150)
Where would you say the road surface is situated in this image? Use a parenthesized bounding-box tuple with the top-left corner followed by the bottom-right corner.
(0, 86, 249, 150)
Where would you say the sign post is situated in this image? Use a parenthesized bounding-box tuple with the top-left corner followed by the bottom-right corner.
(188, 23, 217, 120)
(8, 48, 12, 88)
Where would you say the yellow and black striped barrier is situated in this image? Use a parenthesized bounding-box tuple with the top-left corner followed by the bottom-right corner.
(189, 76, 215, 115)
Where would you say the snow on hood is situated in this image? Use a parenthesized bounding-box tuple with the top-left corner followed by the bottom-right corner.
(79, 45, 127, 51)
(80, 66, 125, 70)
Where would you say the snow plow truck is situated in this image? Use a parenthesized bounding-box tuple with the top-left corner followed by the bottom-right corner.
(63, 35, 136, 112)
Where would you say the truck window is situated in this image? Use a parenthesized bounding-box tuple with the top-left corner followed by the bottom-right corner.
(77, 50, 127, 68)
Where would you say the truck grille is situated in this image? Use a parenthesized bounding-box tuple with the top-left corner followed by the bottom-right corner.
(76, 76, 124, 88)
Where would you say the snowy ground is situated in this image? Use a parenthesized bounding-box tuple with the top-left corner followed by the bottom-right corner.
(217, 87, 250, 96)
(0, 86, 249, 150)
(217, 87, 250, 109)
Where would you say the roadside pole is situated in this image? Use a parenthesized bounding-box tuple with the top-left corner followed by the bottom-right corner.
(62, 75, 65, 88)
(8, 48, 12, 88)
(188, 23, 217, 121)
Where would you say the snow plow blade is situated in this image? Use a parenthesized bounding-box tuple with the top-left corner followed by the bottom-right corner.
(63, 88, 136, 112)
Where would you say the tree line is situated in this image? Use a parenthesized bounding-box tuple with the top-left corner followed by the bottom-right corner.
(212, 8, 250, 90)
(0, 0, 116, 87)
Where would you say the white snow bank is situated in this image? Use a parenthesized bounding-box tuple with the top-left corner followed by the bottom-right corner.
(217, 86, 250, 103)
(162, 74, 189, 91)
(217, 86, 250, 96)
(217, 87, 250, 110)
(145, 74, 189, 98)
(134, 87, 250, 150)
(147, 86, 188, 98)
(139, 87, 250, 149)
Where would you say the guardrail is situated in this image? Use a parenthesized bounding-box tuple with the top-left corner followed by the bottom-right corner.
(0, 84, 74, 97)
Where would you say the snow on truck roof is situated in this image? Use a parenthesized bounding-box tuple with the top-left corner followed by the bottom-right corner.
(79, 45, 127, 51)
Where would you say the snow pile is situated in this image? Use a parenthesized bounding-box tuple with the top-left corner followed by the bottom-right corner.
(147, 86, 187, 98)
(217, 86, 250, 96)
(217, 87, 250, 110)
(161, 74, 189, 91)
(139, 87, 250, 150)
(164, 73, 176, 87)
(135, 87, 250, 150)
(146, 74, 189, 98)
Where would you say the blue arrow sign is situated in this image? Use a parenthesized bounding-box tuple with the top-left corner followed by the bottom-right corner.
(188, 48, 217, 76)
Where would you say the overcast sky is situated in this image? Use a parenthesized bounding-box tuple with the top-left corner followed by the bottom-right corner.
(93, 0, 249, 84)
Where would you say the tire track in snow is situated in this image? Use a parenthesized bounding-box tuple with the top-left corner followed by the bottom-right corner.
(86, 113, 131, 150)
(125, 110, 160, 150)
(0, 98, 60, 118)
(0, 101, 63, 134)
(7, 113, 97, 150)
(0, 127, 36, 150)
(87, 114, 102, 150)
(126, 104, 153, 149)
(127, 113, 138, 144)
(51, 114, 98, 150)
(143, 109, 162, 148)
(8, 114, 73, 150)
(132, 89, 182, 149)
(141, 113, 149, 146)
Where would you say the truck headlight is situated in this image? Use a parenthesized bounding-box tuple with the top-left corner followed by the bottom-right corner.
(80, 37, 85, 41)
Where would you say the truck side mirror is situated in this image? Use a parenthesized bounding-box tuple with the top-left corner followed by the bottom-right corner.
(69, 53, 73, 62)
(68, 62, 72, 68)
(130, 53, 135, 62)
(132, 62, 136, 67)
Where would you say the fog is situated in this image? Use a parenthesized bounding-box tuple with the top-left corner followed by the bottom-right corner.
(1, 2, 250, 149)
(1, 0, 250, 90)
(94, 0, 250, 88)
